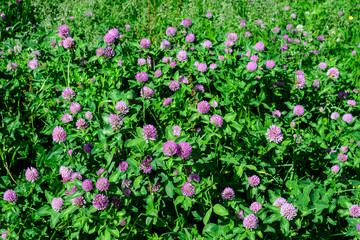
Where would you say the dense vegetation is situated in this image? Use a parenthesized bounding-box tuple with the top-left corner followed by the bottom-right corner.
(1, 0, 360, 239)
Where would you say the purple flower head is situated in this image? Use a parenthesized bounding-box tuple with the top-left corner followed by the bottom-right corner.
(125, 24, 131, 31)
(272, 110, 281, 118)
(82, 179, 93, 191)
(210, 115, 223, 127)
(337, 153, 348, 162)
(197, 101, 210, 114)
(104, 46, 115, 58)
(63, 37, 75, 49)
(140, 86, 155, 99)
(181, 18, 192, 27)
(1, 231, 8, 239)
(109, 114, 123, 131)
(197, 63, 207, 72)
(266, 125, 283, 144)
(163, 141, 179, 156)
(142, 124, 157, 142)
(58, 25, 70, 38)
(160, 40, 171, 49)
(331, 112, 340, 120)
(250, 55, 259, 62)
(254, 41, 265, 51)
(243, 214, 259, 230)
(51, 197, 64, 212)
(227, 33, 238, 42)
(25, 167, 39, 182)
(273, 197, 287, 207)
(139, 155, 154, 174)
(291, 13, 296, 19)
(96, 169, 106, 177)
(224, 40, 234, 48)
(1, 13, 6, 20)
(166, 27, 177, 37)
(72, 195, 85, 207)
(343, 113, 353, 123)
(209, 64, 217, 69)
(62, 87, 75, 100)
(84, 111, 93, 120)
(92, 194, 108, 211)
(83, 143, 94, 153)
(248, 175, 260, 187)
(338, 91, 348, 99)
(115, 101, 129, 116)
(135, 72, 148, 82)
(52, 126, 67, 143)
(350, 205, 360, 217)
(76, 118, 88, 130)
(172, 126, 182, 137)
(348, 100, 356, 106)
(111, 196, 122, 209)
(104, 33, 115, 45)
(284, 6, 290, 10)
(357, 223, 360, 231)
(294, 105, 305, 116)
(28, 59, 40, 70)
(341, 146, 349, 153)
(177, 50, 188, 62)
(246, 62, 257, 72)
(244, 31, 252, 37)
(327, 67, 339, 79)
(70, 102, 81, 114)
(177, 142, 192, 159)
(221, 187, 235, 201)
(188, 173, 200, 183)
(281, 203, 297, 220)
(96, 177, 109, 191)
(7, 62, 18, 72)
(317, 35, 324, 41)
(117, 60, 123, 66)
(169, 81, 180, 92)
(331, 165, 340, 173)
(186, 33, 195, 43)
(108, 28, 119, 38)
(119, 161, 129, 172)
(181, 182, 195, 197)
(206, 13, 213, 18)
(250, 202, 262, 214)
(236, 209, 244, 219)
(163, 57, 172, 63)
(210, 100, 218, 108)
(163, 97, 173, 106)
(138, 58, 146, 65)
(154, 69, 162, 78)
(140, 38, 151, 49)
(194, 84, 205, 93)
(71, 172, 82, 182)
(273, 27, 280, 33)
(295, 75, 306, 89)
(312, 80, 320, 89)
(286, 23, 293, 31)
(4, 190, 17, 203)
(266, 60, 276, 69)
(202, 40, 212, 48)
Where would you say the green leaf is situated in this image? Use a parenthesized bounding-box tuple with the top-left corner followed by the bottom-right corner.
(109, 168, 121, 183)
(165, 181, 174, 198)
(213, 204, 228, 216)
(107, 226, 120, 238)
(133, 175, 143, 189)
(36, 205, 53, 217)
(50, 212, 61, 229)
(203, 208, 212, 225)
(174, 196, 185, 206)
(224, 112, 237, 122)
(280, 217, 290, 236)
(264, 213, 282, 224)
